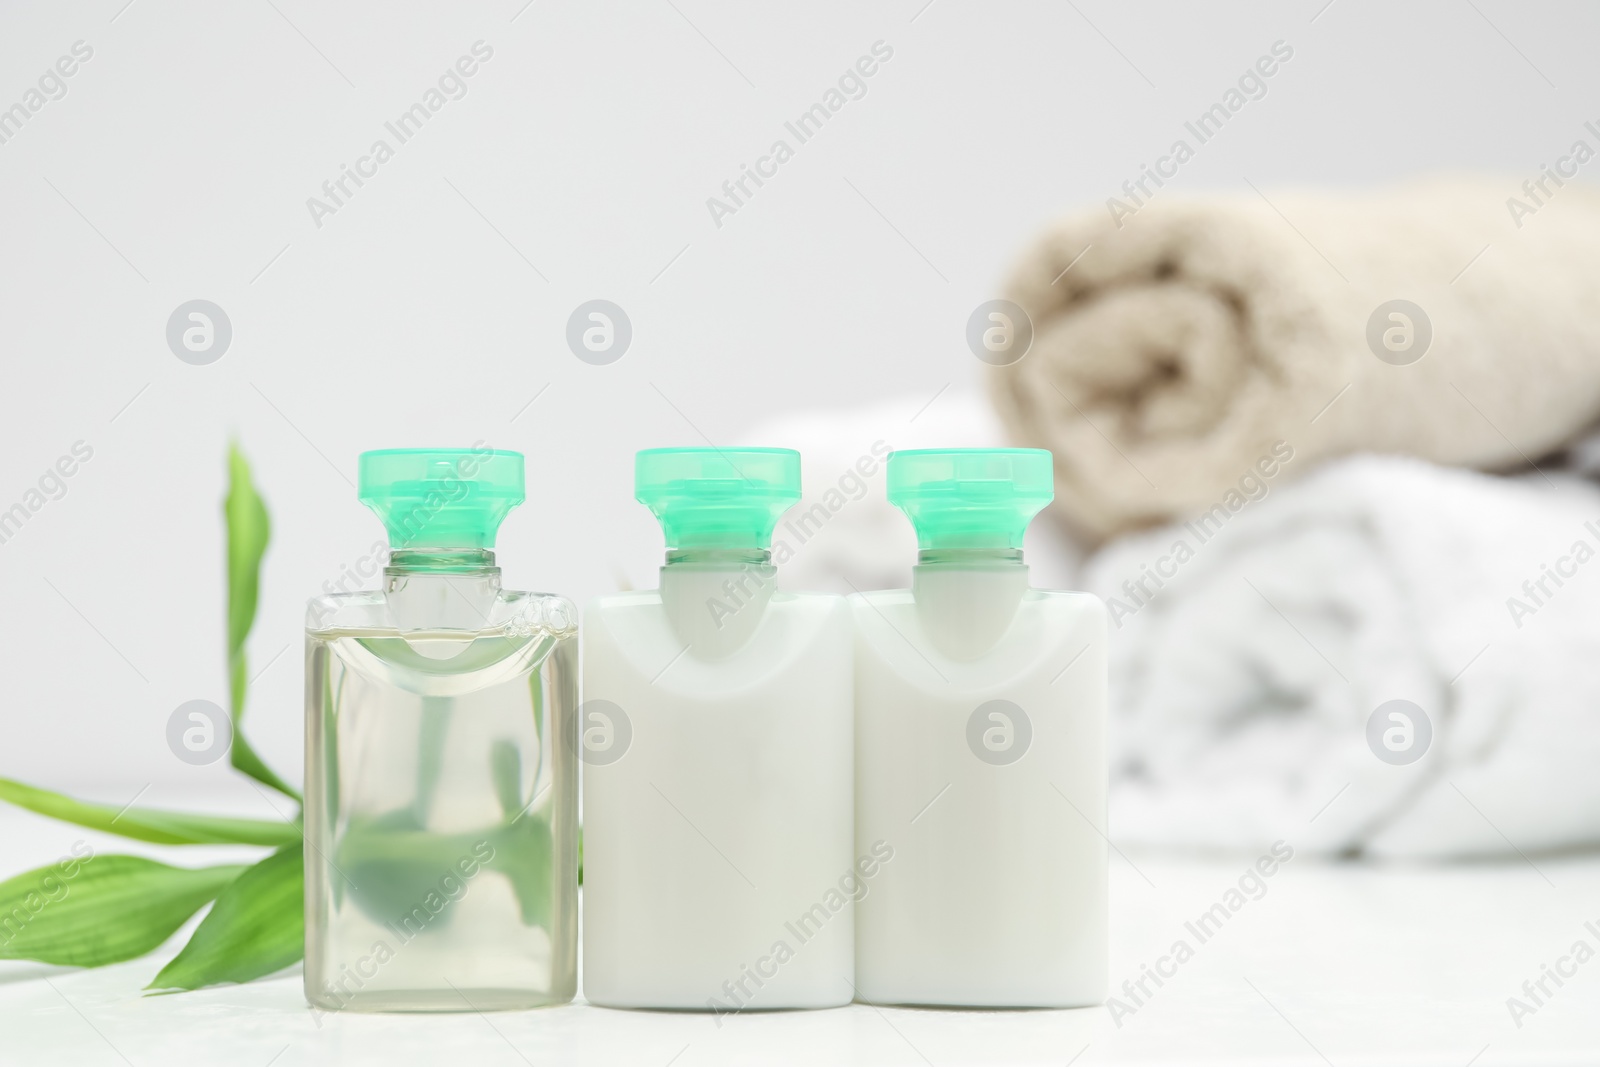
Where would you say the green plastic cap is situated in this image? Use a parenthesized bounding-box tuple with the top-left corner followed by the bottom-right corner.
(635, 448, 801, 551)
(358, 448, 525, 549)
(887, 448, 1054, 551)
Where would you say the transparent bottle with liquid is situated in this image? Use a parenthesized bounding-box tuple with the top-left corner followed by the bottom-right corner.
(853, 449, 1107, 1007)
(303, 449, 578, 1013)
(581, 448, 855, 1011)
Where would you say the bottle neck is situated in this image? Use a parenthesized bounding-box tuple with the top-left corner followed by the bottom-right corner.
(664, 546, 771, 567)
(912, 557, 1031, 660)
(917, 546, 1024, 567)
(386, 547, 499, 576)
(659, 545, 776, 658)
(382, 548, 501, 633)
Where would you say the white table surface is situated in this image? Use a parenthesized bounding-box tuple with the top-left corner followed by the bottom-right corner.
(2, 802, 1597, 1067)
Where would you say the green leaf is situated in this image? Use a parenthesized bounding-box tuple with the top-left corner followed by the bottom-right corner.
(335, 812, 493, 929)
(490, 816, 553, 928)
(0, 855, 245, 967)
(224, 443, 300, 803)
(489, 740, 522, 818)
(412, 697, 450, 821)
(0, 778, 299, 848)
(147, 844, 303, 991)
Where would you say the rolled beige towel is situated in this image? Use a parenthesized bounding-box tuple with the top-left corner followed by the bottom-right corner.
(990, 176, 1600, 542)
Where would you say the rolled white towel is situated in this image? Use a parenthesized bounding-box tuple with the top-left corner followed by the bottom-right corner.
(992, 177, 1600, 542)
(1085, 454, 1600, 858)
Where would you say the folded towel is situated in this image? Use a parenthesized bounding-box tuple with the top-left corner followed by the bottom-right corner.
(1085, 454, 1600, 858)
(991, 178, 1600, 542)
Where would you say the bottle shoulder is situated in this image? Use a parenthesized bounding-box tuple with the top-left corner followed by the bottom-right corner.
(307, 586, 576, 635)
(851, 587, 1105, 612)
(586, 589, 661, 614)
(851, 585, 1105, 675)
(582, 588, 849, 689)
(586, 588, 846, 617)
(306, 589, 384, 630)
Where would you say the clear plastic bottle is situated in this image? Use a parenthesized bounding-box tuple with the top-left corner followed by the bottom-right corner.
(853, 449, 1107, 1007)
(581, 448, 855, 1011)
(303, 448, 578, 1013)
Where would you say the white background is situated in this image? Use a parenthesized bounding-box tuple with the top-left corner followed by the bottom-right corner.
(0, 0, 1592, 798)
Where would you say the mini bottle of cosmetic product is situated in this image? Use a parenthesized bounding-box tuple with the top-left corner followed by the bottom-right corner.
(853, 449, 1107, 1007)
(303, 448, 578, 1013)
(582, 448, 855, 1011)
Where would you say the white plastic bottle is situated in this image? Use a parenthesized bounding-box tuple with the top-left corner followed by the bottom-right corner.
(853, 449, 1107, 1007)
(582, 448, 855, 1012)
